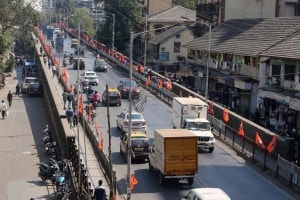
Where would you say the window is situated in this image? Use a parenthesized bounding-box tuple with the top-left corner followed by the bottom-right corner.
(285, 65, 295, 81)
(174, 42, 181, 53)
(295, 4, 300, 16)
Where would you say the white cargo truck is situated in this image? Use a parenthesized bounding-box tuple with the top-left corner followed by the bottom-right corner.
(148, 129, 198, 186)
(171, 97, 215, 153)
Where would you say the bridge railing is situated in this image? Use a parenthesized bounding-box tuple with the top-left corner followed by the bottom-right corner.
(66, 28, 299, 190)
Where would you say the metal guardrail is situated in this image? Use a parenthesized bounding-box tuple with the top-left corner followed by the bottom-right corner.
(67, 29, 300, 190)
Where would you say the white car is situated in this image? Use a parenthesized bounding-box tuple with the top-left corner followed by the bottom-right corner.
(82, 71, 98, 85)
(116, 111, 147, 133)
(182, 188, 231, 200)
(22, 77, 38, 93)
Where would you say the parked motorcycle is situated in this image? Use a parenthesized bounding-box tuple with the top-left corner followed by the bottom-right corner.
(38, 162, 59, 181)
(45, 142, 59, 158)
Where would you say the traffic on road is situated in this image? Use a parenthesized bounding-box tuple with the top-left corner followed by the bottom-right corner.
(59, 34, 300, 200)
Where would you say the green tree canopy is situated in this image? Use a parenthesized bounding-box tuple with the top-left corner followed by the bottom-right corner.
(68, 8, 95, 38)
(174, 0, 196, 10)
(97, 0, 142, 53)
(55, 0, 75, 15)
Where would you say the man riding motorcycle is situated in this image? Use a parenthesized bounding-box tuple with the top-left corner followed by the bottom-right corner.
(92, 91, 100, 108)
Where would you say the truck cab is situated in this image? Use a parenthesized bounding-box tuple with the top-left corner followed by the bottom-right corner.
(183, 118, 215, 153)
(171, 97, 215, 153)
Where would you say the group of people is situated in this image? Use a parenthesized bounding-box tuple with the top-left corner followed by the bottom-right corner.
(0, 90, 14, 119)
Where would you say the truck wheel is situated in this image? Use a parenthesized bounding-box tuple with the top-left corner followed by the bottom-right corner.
(208, 147, 214, 153)
(149, 162, 154, 172)
(159, 172, 166, 185)
(187, 178, 194, 186)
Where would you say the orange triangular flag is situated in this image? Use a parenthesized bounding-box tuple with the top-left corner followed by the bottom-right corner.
(266, 135, 277, 154)
(208, 101, 214, 115)
(78, 95, 83, 114)
(130, 174, 138, 190)
(238, 121, 245, 137)
(255, 132, 265, 150)
(145, 75, 151, 86)
(94, 120, 99, 136)
(166, 79, 172, 90)
(223, 108, 229, 123)
(157, 79, 162, 89)
(68, 84, 73, 92)
(98, 140, 103, 150)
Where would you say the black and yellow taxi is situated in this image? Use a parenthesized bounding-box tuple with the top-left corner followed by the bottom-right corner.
(102, 88, 121, 106)
(120, 131, 150, 162)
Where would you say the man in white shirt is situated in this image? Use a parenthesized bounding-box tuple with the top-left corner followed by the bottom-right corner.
(0, 100, 8, 119)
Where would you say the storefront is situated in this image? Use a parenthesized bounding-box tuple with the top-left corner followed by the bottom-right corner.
(258, 90, 299, 137)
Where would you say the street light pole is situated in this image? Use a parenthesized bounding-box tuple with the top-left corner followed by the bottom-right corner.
(143, 14, 147, 68)
(77, 22, 81, 196)
(127, 31, 134, 200)
(99, 11, 115, 51)
(112, 13, 115, 51)
(127, 24, 178, 200)
(205, 24, 211, 102)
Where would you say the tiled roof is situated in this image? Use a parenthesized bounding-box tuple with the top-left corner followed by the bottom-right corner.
(147, 5, 196, 23)
(260, 31, 300, 59)
(149, 25, 190, 45)
(183, 17, 300, 56)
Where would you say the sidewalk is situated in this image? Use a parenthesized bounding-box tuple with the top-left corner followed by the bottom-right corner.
(0, 67, 57, 199)
(35, 40, 115, 199)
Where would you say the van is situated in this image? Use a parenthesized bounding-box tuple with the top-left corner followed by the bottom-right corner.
(182, 188, 231, 200)
(71, 39, 79, 48)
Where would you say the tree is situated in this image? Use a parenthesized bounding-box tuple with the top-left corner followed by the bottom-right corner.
(0, 0, 39, 33)
(68, 8, 95, 38)
(174, 0, 196, 10)
(97, 0, 142, 53)
(55, 0, 75, 16)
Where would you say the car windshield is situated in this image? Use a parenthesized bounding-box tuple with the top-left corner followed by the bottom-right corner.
(25, 79, 37, 83)
(96, 60, 106, 66)
(187, 122, 210, 131)
(131, 114, 143, 120)
(86, 73, 96, 76)
(122, 80, 137, 87)
(30, 83, 40, 88)
(131, 137, 149, 146)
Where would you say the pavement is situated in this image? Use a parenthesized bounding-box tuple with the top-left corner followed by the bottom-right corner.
(34, 39, 116, 199)
(0, 66, 57, 200)
(0, 41, 116, 200)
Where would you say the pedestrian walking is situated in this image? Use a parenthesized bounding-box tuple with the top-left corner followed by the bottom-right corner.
(52, 65, 57, 77)
(16, 84, 20, 96)
(48, 58, 52, 69)
(62, 90, 68, 110)
(0, 100, 8, 119)
(93, 180, 106, 200)
(73, 109, 78, 127)
(7, 91, 13, 107)
(65, 107, 74, 128)
(67, 92, 74, 109)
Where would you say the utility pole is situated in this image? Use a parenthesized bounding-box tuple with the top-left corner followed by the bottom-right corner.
(205, 24, 211, 102)
(106, 84, 114, 199)
(143, 14, 147, 68)
(77, 22, 81, 197)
